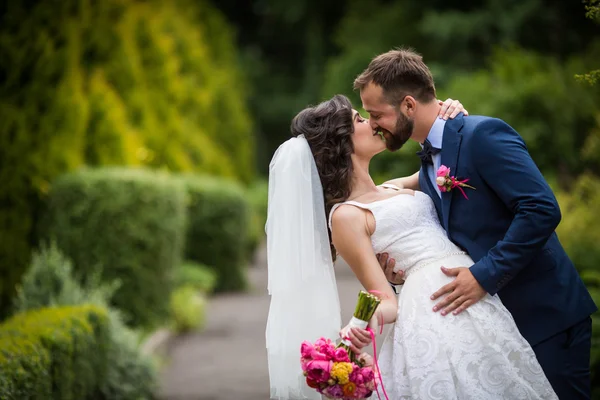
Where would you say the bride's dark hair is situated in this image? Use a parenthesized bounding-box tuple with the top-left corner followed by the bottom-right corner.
(290, 94, 355, 260)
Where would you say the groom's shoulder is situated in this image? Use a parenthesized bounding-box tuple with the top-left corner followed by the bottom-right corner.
(461, 115, 514, 133)
(460, 115, 527, 155)
(459, 115, 521, 144)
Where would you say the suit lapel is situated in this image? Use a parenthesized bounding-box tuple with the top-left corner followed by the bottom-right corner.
(440, 115, 465, 231)
(419, 162, 442, 221)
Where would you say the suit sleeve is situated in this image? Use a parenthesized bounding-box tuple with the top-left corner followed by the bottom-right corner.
(468, 119, 561, 295)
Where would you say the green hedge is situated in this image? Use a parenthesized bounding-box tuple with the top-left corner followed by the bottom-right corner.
(174, 261, 217, 294)
(0, 0, 254, 319)
(246, 179, 269, 261)
(41, 167, 187, 327)
(179, 175, 251, 292)
(0, 305, 109, 400)
(14, 242, 157, 399)
(169, 286, 207, 333)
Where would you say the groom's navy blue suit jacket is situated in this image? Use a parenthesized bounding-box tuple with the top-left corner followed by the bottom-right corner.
(418, 114, 597, 346)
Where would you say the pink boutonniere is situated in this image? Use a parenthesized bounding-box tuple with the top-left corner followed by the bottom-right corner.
(436, 165, 476, 199)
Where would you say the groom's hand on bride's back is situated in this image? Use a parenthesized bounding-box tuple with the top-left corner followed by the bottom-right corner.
(377, 253, 404, 285)
(430, 267, 487, 316)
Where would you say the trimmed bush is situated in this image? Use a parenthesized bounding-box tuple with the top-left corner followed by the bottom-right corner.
(100, 311, 158, 400)
(169, 286, 206, 333)
(178, 175, 251, 292)
(174, 261, 217, 294)
(14, 242, 157, 400)
(41, 167, 187, 327)
(13, 242, 117, 313)
(0, 305, 110, 400)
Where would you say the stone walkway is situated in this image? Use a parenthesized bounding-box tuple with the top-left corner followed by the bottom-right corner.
(158, 245, 383, 400)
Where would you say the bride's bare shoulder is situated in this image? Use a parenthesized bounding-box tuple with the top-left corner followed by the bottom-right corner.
(330, 203, 372, 237)
(331, 203, 364, 224)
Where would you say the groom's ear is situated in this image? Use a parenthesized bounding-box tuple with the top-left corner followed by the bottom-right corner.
(403, 96, 417, 116)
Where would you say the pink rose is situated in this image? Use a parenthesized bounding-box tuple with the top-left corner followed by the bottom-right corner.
(360, 367, 374, 382)
(305, 360, 332, 383)
(350, 369, 364, 385)
(437, 165, 450, 177)
(301, 359, 309, 372)
(300, 341, 315, 359)
(311, 340, 336, 361)
(311, 348, 331, 361)
(314, 338, 332, 348)
(321, 343, 336, 360)
(333, 347, 350, 363)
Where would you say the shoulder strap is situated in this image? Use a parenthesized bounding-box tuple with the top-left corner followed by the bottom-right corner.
(328, 201, 373, 230)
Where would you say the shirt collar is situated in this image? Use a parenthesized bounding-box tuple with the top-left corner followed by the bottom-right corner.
(421, 117, 446, 149)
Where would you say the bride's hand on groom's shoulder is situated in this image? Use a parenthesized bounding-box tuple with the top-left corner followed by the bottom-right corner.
(438, 98, 469, 120)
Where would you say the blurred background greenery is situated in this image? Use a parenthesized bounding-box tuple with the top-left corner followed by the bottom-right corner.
(0, 0, 598, 398)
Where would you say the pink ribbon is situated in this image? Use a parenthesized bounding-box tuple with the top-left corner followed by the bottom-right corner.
(450, 177, 471, 200)
(366, 327, 389, 400)
(366, 290, 389, 400)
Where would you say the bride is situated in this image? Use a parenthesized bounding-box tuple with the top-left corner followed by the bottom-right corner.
(265, 95, 558, 399)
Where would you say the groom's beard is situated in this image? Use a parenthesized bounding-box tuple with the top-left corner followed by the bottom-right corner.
(384, 112, 414, 152)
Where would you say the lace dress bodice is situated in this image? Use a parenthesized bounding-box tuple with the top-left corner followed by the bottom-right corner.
(329, 191, 464, 277)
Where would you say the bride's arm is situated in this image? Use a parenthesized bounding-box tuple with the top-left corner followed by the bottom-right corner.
(382, 171, 420, 190)
(331, 205, 398, 327)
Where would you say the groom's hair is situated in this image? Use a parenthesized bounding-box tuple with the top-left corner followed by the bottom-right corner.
(353, 48, 436, 105)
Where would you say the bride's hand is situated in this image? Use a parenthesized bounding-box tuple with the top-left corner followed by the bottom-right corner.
(438, 98, 469, 120)
(339, 324, 372, 354)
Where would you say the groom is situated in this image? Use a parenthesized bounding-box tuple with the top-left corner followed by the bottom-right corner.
(355, 49, 597, 398)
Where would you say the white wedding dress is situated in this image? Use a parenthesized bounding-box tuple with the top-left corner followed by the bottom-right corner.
(329, 190, 558, 400)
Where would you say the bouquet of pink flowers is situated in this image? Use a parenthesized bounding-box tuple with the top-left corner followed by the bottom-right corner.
(300, 338, 377, 399)
(300, 291, 383, 399)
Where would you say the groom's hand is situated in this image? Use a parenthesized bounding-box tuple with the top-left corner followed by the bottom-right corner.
(430, 267, 486, 316)
(377, 253, 405, 285)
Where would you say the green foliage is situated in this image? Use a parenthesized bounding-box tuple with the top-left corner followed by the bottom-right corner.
(576, 69, 600, 86)
(584, 0, 600, 22)
(322, 0, 415, 106)
(438, 46, 600, 181)
(556, 175, 600, 276)
(0, 305, 110, 400)
(174, 261, 217, 294)
(169, 286, 206, 333)
(14, 241, 157, 400)
(13, 242, 118, 313)
(40, 167, 187, 327)
(246, 179, 269, 261)
(576, 1, 600, 86)
(100, 311, 158, 400)
(555, 175, 600, 394)
(0, 0, 253, 317)
(178, 174, 251, 292)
